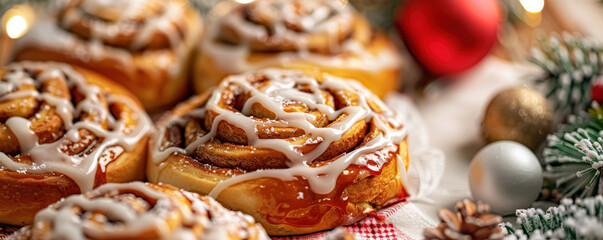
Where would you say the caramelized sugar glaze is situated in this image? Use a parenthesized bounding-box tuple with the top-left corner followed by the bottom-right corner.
(0, 62, 152, 225)
(149, 69, 409, 235)
(10, 182, 269, 240)
(12, 0, 202, 111)
(195, 0, 401, 98)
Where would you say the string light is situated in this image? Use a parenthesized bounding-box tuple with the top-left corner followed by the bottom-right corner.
(2, 4, 35, 40)
(519, 0, 544, 14)
(6, 15, 27, 39)
(234, 0, 254, 4)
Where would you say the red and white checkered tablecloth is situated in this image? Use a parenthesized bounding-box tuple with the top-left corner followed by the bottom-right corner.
(273, 201, 436, 240)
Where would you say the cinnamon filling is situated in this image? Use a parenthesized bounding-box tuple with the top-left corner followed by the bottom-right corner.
(32, 182, 266, 240)
(57, 0, 189, 51)
(0, 62, 151, 192)
(153, 69, 407, 196)
(159, 71, 398, 171)
(151, 69, 408, 231)
(216, 0, 370, 54)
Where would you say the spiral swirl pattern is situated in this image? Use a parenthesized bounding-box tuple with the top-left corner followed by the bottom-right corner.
(218, 0, 361, 54)
(58, 0, 190, 51)
(28, 182, 268, 240)
(153, 68, 406, 195)
(0, 62, 151, 192)
(150, 69, 408, 235)
(13, 0, 202, 110)
(197, 0, 401, 98)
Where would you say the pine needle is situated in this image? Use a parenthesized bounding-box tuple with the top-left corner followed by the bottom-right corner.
(531, 33, 603, 118)
(543, 102, 603, 200)
(502, 196, 603, 239)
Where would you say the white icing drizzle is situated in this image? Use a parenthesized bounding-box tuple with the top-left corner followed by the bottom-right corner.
(150, 69, 407, 197)
(0, 62, 152, 192)
(201, 0, 401, 74)
(80, 0, 150, 23)
(11, 0, 201, 79)
(33, 182, 269, 240)
(0, 68, 34, 91)
(60, 0, 184, 51)
(221, 0, 351, 49)
(0, 69, 75, 127)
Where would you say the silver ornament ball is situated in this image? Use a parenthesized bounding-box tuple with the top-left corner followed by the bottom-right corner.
(469, 141, 543, 215)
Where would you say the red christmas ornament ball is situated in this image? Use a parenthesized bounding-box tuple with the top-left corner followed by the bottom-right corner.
(592, 76, 603, 104)
(395, 0, 501, 77)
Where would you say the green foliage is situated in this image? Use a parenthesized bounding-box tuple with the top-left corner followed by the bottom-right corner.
(531, 33, 603, 117)
(502, 197, 603, 239)
(542, 102, 603, 200)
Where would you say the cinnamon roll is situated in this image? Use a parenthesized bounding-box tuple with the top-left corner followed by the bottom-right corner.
(0, 62, 152, 226)
(148, 69, 410, 235)
(7, 182, 269, 240)
(195, 0, 401, 98)
(11, 0, 202, 111)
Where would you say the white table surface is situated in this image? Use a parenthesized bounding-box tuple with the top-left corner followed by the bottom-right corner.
(409, 56, 537, 221)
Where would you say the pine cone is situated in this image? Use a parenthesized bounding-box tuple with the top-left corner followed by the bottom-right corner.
(0, 225, 21, 240)
(424, 199, 504, 240)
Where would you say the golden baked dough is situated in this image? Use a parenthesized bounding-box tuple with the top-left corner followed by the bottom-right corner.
(12, 0, 202, 111)
(194, 0, 401, 98)
(8, 182, 269, 240)
(149, 68, 410, 235)
(0, 62, 152, 225)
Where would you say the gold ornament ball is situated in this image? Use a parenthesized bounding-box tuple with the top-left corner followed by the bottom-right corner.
(482, 86, 553, 150)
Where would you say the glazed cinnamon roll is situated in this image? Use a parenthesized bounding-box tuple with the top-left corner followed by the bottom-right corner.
(0, 62, 152, 226)
(7, 182, 269, 240)
(12, 0, 202, 111)
(195, 0, 401, 98)
(148, 69, 410, 235)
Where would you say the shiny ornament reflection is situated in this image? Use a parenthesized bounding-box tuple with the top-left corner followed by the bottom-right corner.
(482, 86, 553, 150)
(469, 141, 543, 215)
